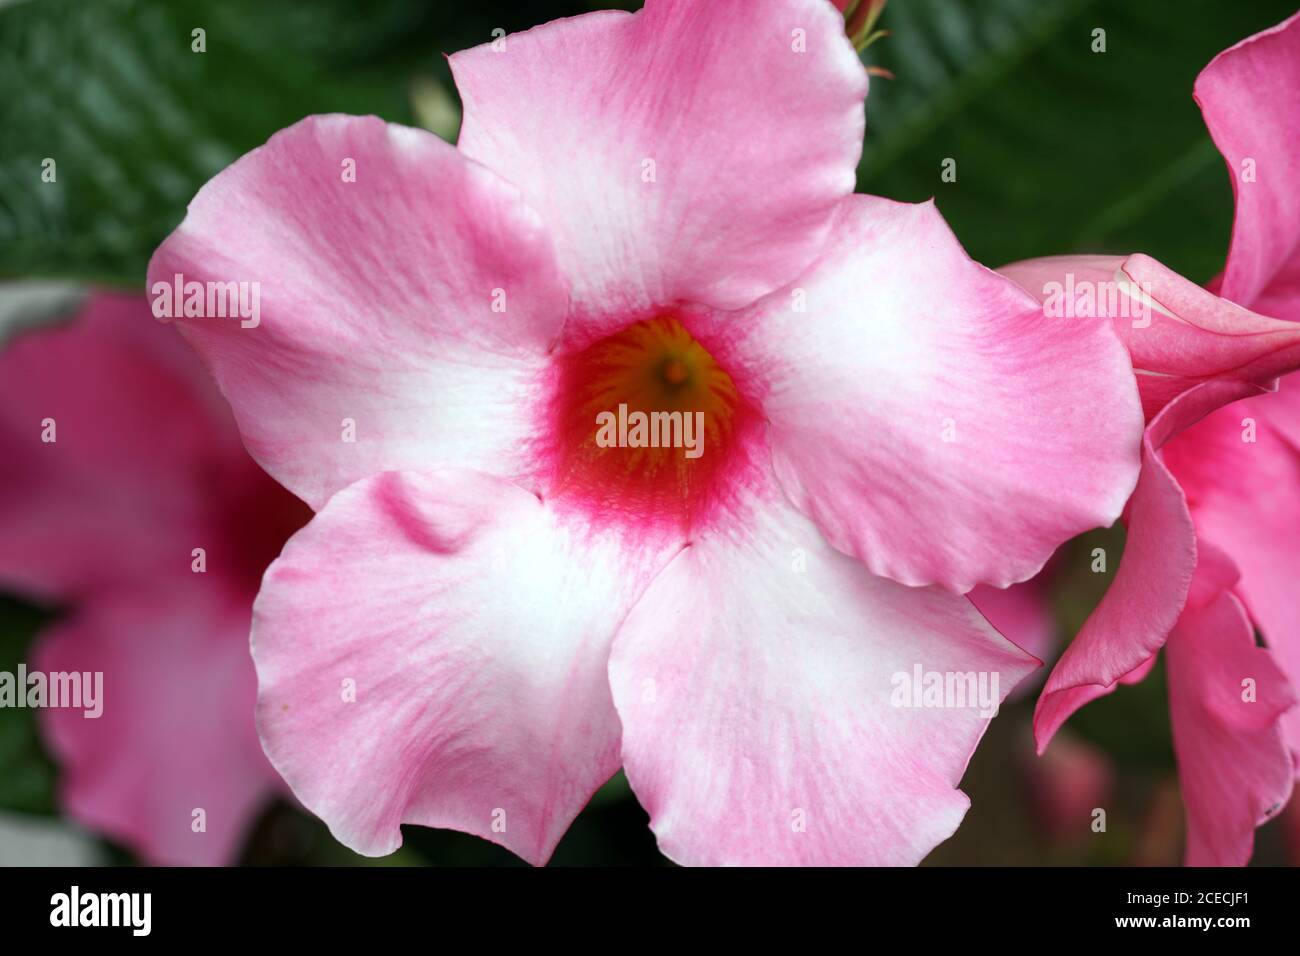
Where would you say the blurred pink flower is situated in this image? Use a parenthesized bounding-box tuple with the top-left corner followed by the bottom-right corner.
(1020, 731, 1114, 847)
(0, 293, 306, 865)
(148, 0, 1141, 864)
(998, 11, 1300, 865)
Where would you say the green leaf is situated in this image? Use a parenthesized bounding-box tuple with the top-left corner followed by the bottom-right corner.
(857, 0, 1299, 282)
(0, 597, 58, 815)
(0, 0, 601, 288)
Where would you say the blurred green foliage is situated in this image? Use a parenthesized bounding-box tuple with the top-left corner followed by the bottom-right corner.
(0, 597, 56, 814)
(0, 0, 612, 284)
(858, 0, 1299, 280)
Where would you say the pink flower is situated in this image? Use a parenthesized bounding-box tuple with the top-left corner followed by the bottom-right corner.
(1020, 731, 1114, 848)
(0, 293, 306, 865)
(998, 12, 1300, 865)
(148, 0, 1141, 865)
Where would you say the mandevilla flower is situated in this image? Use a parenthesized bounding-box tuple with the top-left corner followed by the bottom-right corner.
(148, 0, 1141, 865)
(0, 294, 305, 865)
(996, 11, 1300, 865)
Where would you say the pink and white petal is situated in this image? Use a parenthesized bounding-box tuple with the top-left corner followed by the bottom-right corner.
(1031, 380, 1262, 752)
(1165, 378, 1300, 761)
(450, 0, 866, 331)
(608, 486, 1039, 866)
(1166, 582, 1296, 866)
(253, 469, 677, 865)
(1000, 253, 1300, 420)
(34, 588, 276, 866)
(720, 196, 1141, 592)
(147, 115, 569, 511)
(1194, 11, 1300, 311)
(0, 294, 236, 602)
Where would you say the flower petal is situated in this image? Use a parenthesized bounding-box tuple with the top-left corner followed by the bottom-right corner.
(1166, 570, 1296, 865)
(0, 294, 242, 601)
(721, 197, 1141, 592)
(449, 0, 867, 330)
(1000, 253, 1300, 420)
(34, 590, 276, 866)
(608, 484, 1038, 865)
(970, 577, 1058, 681)
(1031, 380, 1260, 752)
(1194, 11, 1300, 312)
(1164, 380, 1300, 761)
(252, 468, 676, 864)
(147, 115, 569, 510)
